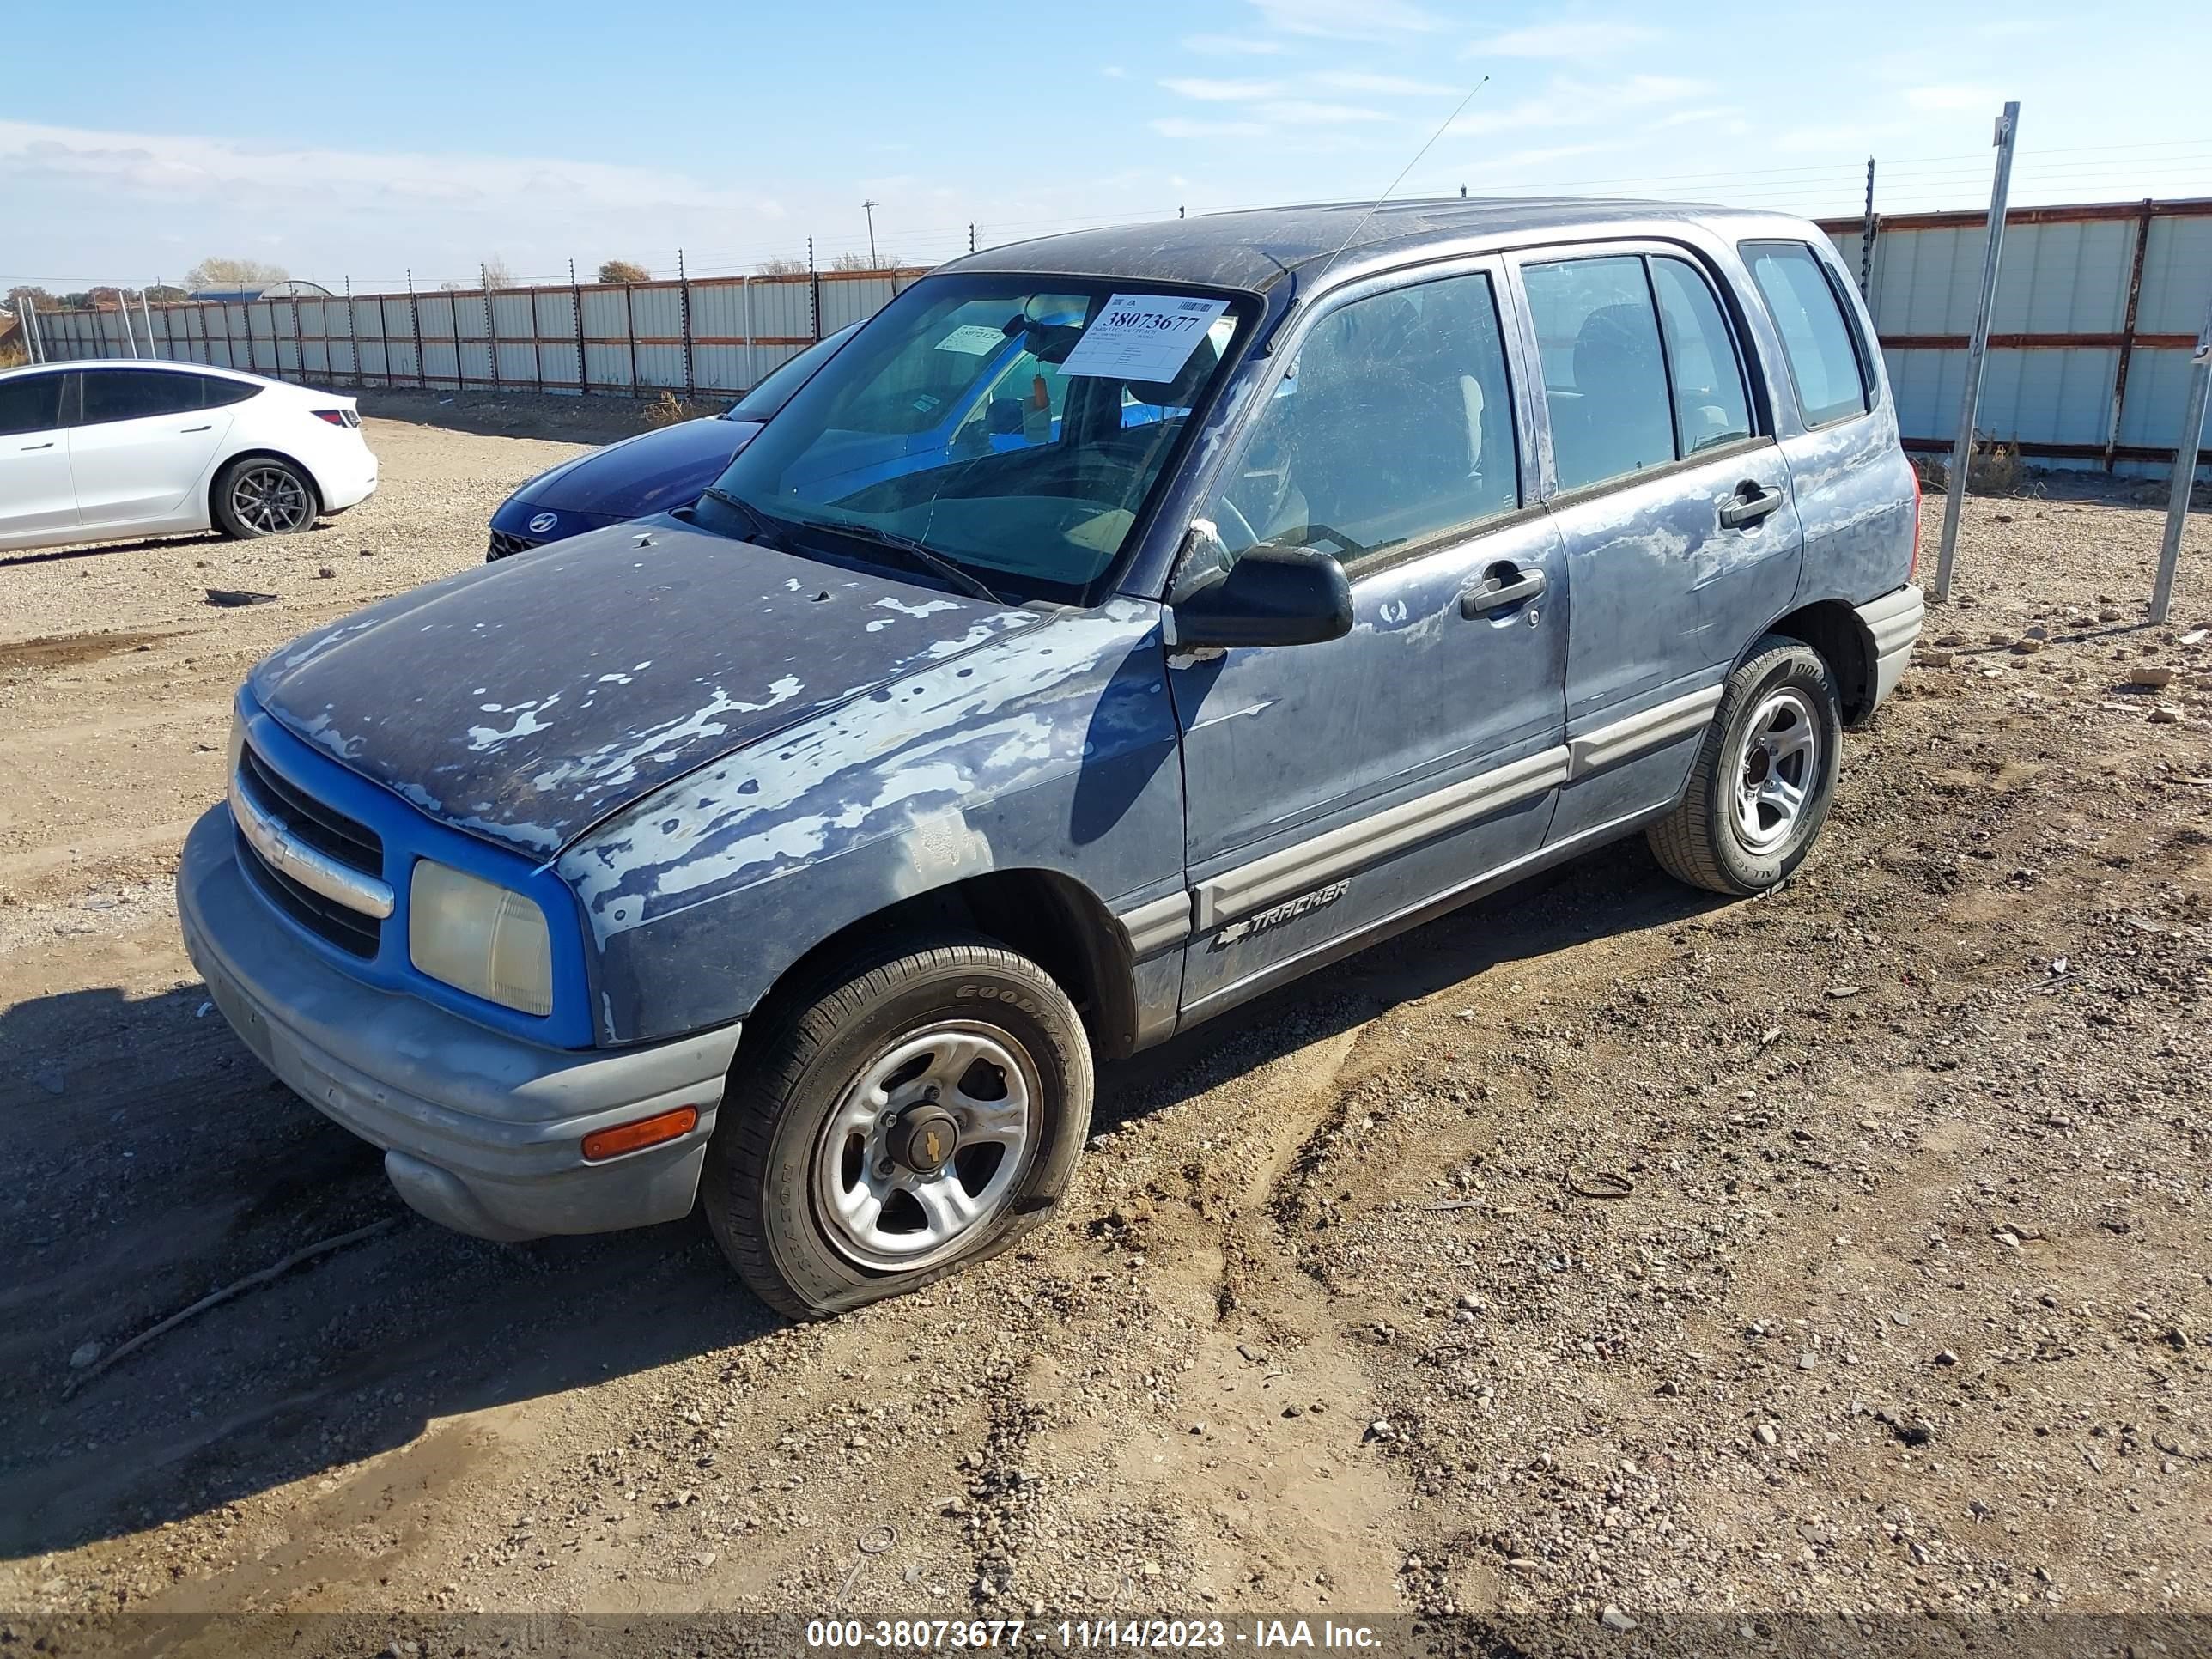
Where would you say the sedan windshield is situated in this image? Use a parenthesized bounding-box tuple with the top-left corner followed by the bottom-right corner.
(698, 275, 1247, 599)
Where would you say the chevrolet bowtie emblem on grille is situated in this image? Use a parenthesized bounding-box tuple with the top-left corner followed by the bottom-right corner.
(1212, 880, 1350, 949)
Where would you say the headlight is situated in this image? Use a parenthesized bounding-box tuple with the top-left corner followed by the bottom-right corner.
(409, 860, 553, 1016)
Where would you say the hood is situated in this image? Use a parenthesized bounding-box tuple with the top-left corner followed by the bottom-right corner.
(520, 417, 763, 517)
(249, 518, 1046, 857)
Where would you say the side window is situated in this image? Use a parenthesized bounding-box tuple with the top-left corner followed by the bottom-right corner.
(199, 376, 260, 410)
(1741, 241, 1869, 427)
(1207, 270, 1517, 565)
(1522, 256, 1675, 492)
(0, 373, 64, 437)
(1650, 258, 1753, 454)
(76, 368, 205, 425)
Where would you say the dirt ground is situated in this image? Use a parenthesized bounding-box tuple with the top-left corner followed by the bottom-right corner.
(1, 406, 2208, 1646)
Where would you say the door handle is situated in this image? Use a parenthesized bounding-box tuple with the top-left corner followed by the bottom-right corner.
(19, 441, 55, 451)
(1718, 482, 1786, 528)
(180, 424, 213, 433)
(1461, 567, 1547, 618)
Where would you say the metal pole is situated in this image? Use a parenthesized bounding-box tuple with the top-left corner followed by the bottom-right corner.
(678, 249, 694, 397)
(344, 276, 358, 386)
(571, 259, 587, 396)
(807, 239, 819, 343)
(408, 270, 426, 389)
(742, 274, 755, 390)
(2148, 294, 2212, 626)
(481, 264, 499, 391)
(143, 289, 160, 358)
(1930, 100, 2021, 605)
(1857, 157, 1876, 299)
(21, 295, 40, 363)
(968, 223, 975, 255)
(118, 293, 140, 358)
(862, 198, 879, 267)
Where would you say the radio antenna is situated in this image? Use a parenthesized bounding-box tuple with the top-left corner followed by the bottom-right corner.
(1316, 76, 1490, 280)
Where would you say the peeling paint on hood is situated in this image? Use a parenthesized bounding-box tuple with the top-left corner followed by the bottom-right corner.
(247, 516, 1047, 857)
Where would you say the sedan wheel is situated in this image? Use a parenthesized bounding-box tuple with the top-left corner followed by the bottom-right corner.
(214, 458, 319, 539)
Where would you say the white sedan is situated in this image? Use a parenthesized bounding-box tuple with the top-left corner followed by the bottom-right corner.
(0, 359, 378, 554)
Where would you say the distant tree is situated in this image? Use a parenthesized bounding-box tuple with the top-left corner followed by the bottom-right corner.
(829, 251, 900, 272)
(185, 257, 289, 289)
(481, 256, 518, 290)
(144, 284, 188, 303)
(6, 284, 63, 313)
(598, 258, 650, 284)
(757, 257, 808, 276)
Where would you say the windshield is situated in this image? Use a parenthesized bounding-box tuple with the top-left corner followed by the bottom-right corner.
(698, 274, 1248, 600)
(727, 323, 859, 422)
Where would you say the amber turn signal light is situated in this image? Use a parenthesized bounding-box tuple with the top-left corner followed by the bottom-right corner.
(581, 1105, 698, 1162)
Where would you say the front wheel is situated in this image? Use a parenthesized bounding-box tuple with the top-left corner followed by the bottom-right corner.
(702, 938, 1093, 1318)
(1646, 635, 1842, 896)
(213, 456, 319, 538)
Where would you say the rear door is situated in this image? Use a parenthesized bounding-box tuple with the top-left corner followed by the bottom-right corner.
(1507, 243, 1805, 845)
(0, 371, 78, 548)
(1169, 259, 1569, 1019)
(1738, 238, 1917, 604)
(66, 368, 234, 531)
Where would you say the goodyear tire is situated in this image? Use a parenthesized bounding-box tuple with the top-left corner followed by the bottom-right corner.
(1646, 635, 1842, 896)
(702, 935, 1092, 1319)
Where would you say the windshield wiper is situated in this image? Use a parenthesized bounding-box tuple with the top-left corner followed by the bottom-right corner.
(697, 485, 793, 550)
(810, 520, 1005, 605)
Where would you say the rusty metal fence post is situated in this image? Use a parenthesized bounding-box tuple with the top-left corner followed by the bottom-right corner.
(678, 249, 694, 397)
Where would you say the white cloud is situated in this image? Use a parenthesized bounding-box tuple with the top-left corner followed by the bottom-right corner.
(1466, 21, 1659, 58)
(1306, 70, 1461, 96)
(1260, 100, 1395, 125)
(1905, 84, 2002, 112)
(1183, 32, 1291, 55)
(1100, 64, 1127, 78)
(1160, 76, 1285, 102)
(1249, 0, 1442, 40)
(1149, 118, 1273, 140)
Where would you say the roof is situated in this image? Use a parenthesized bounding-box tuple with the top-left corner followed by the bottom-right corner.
(188, 280, 333, 301)
(956, 197, 1792, 291)
(0, 358, 271, 383)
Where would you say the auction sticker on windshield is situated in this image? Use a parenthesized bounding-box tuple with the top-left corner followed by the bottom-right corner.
(935, 324, 1008, 356)
(1060, 294, 1230, 382)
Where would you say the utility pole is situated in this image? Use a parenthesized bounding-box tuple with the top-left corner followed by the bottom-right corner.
(1931, 101, 2021, 605)
(861, 199, 880, 267)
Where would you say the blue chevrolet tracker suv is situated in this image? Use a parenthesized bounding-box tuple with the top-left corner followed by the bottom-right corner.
(181, 200, 1923, 1317)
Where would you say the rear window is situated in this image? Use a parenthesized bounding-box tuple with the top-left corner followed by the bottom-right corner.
(77, 368, 210, 424)
(0, 374, 64, 437)
(1741, 241, 1870, 427)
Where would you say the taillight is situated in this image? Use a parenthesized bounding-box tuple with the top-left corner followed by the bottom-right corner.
(312, 409, 359, 428)
(1907, 453, 1922, 581)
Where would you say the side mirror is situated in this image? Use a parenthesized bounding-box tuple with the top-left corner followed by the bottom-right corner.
(1170, 541, 1352, 650)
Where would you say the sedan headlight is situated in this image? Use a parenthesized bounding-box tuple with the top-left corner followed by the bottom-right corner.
(409, 860, 553, 1016)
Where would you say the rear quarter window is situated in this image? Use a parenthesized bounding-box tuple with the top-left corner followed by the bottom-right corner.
(1740, 240, 1871, 427)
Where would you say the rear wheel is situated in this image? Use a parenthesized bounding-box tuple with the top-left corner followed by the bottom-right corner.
(1647, 635, 1842, 896)
(702, 936, 1092, 1318)
(213, 457, 319, 538)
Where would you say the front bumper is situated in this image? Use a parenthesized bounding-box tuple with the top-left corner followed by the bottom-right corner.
(1856, 582, 1924, 711)
(177, 805, 740, 1241)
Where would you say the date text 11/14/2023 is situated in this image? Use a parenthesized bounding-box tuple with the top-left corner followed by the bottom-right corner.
(803, 1620, 1383, 1650)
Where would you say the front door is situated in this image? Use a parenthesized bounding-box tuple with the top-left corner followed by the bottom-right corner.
(1510, 246, 1806, 844)
(66, 367, 234, 530)
(1167, 263, 1570, 1021)
(0, 370, 79, 549)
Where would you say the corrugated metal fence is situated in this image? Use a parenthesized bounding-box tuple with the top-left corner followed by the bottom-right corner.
(32, 268, 927, 399)
(1819, 196, 2211, 476)
(27, 198, 2212, 474)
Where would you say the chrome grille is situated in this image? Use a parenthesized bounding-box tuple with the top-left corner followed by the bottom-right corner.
(232, 743, 386, 959)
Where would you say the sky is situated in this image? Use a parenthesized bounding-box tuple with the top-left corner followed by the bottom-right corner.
(7, 0, 2210, 294)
